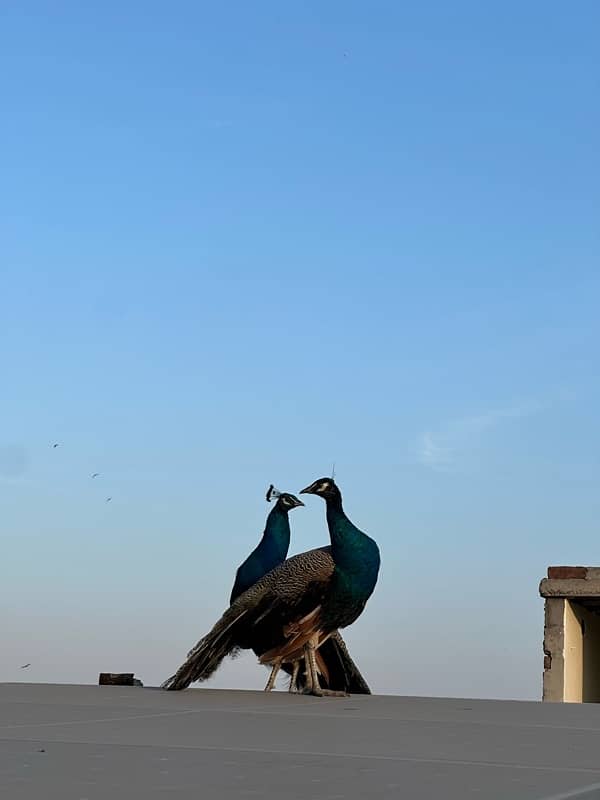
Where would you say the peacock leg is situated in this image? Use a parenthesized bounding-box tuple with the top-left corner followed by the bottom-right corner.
(289, 660, 300, 693)
(302, 645, 314, 694)
(264, 661, 281, 692)
(304, 637, 347, 698)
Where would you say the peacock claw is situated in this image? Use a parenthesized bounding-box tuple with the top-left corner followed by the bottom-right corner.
(301, 687, 348, 698)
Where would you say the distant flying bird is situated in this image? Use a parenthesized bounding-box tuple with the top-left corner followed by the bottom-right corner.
(52, 443, 59, 448)
(20, 663, 31, 669)
(91, 473, 100, 478)
(106, 497, 112, 502)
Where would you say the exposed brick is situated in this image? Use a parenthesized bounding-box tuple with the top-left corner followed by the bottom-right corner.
(547, 566, 588, 580)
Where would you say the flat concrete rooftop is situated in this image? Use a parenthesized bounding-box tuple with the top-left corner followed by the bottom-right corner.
(2, 684, 600, 799)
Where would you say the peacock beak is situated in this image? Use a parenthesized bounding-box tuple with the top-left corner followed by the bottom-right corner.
(291, 497, 305, 508)
(299, 481, 319, 495)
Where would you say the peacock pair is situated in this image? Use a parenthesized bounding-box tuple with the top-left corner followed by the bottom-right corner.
(162, 477, 380, 697)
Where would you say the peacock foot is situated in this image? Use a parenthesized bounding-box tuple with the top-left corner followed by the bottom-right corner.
(302, 686, 348, 698)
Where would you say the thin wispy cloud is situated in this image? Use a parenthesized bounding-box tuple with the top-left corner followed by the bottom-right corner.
(417, 402, 542, 471)
(206, 119, 232, 129)
(0, 444, 29, 479)
(0, 476, 37, 487)
(418, 432, 453, 470)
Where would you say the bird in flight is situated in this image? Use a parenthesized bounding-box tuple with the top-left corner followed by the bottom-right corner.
(91, 473, 100, 478)
(20, 663, 31, 669)
(52, 443, 59, 448)
(106, 497, 112, 502)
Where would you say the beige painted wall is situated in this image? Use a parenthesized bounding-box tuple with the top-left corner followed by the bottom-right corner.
(564, 600, 583, 702)
(562, 601, 600, 702)
(572, 603, 600, 702)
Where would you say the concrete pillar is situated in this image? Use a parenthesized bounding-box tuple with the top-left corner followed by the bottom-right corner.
(542, 597, 566, 702)
(540, 567, 600, 703)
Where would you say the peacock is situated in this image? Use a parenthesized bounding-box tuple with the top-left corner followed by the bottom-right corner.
(162, 477, 379, 696)
(229, 485, 302, 605)
(230, 485, 370, 694)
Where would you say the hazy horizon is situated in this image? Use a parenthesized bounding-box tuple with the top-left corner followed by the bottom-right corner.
(2, 1, 599, 701)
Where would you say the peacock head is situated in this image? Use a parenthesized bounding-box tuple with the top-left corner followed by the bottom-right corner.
(299, 477, 341, 502)
(266, 484, 304, 511)
(278, 493, 304, 510)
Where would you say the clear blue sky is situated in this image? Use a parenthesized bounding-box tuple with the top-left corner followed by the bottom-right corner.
(2, 1, 599, 699)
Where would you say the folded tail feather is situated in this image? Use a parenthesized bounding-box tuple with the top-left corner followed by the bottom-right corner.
(161, 607, 248, 690)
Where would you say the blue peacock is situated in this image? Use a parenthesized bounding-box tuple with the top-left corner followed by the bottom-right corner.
(163, 477, 379, 697)
(229, 485, 300, 605)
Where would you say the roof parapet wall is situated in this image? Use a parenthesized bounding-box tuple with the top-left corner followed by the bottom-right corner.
(540, 566, 600, 598)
